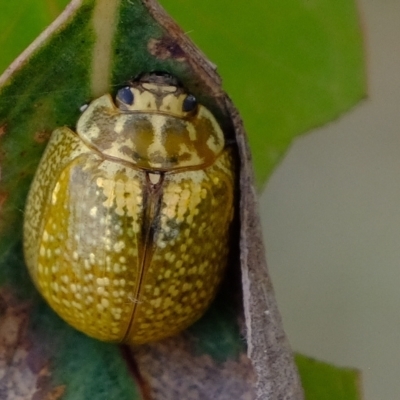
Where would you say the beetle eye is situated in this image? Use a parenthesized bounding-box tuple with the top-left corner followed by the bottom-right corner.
(182, 94, 197, 112)
(117, 87, 134, 105)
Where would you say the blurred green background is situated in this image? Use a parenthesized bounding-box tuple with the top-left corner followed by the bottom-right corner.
(261, 2, 400, 400)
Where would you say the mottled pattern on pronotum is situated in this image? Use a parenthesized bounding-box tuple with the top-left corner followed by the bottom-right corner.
(23, 73, 235, 344)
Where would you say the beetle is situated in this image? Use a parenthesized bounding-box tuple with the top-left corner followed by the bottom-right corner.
(23, 73, 235, 344)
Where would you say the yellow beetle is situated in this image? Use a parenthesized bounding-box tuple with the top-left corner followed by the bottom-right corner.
(23, 73, 235, 344)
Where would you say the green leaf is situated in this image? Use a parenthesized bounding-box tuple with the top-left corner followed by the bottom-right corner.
(295, 354, 362, 400)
